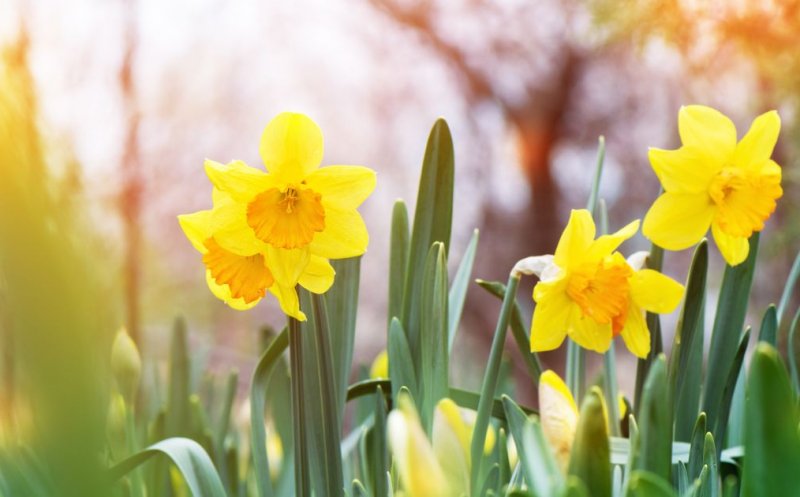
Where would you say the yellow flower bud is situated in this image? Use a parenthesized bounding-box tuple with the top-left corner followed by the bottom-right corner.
(111, 327, 142, 401)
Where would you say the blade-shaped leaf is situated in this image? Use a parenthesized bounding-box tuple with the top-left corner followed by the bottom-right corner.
(502, 396, 563, 497)
(448, 229, 479, 351)
(389, 200, 409, 327)
(702, 234, 758, 431)
(419, 242, 449, 431)
(669, 241, 707, 442)
(401, 119, 455, 371)
(568, 388, 611, 497)
(109, 438, 226, 497)
(740, 344, 800, 496)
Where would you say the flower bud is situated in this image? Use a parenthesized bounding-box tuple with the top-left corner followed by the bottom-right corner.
(111, 327, 142, 402)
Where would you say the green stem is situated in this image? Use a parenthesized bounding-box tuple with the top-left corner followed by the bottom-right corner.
(289, 316, 310, 497)
(566, 340, 585, 402)
(124, 406, 145, 497)
(470, 273, 520, 494)
(310, 294, 344, 495)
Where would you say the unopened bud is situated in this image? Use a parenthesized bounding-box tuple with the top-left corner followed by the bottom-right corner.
(111, 327, 142, 401)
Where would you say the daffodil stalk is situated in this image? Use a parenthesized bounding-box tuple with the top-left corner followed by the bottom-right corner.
(469, 272, 520, 494)
(287, 316, 310, 497)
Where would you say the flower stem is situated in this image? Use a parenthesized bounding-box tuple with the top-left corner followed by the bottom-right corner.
(288, 316, 310, 497)
(470, 273, 520, 493)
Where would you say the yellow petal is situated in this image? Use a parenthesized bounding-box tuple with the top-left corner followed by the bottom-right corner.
(642, 192, 715, 250)
(432, 399, 470, 496)
(259, 112, 323, 185)
(734, 110, 780, 170)
(554, 209, 595, 268)
(388, 395, 449, 497)
(619, 305, 650, 358)
(539, 370, 578, 471)
(309, 207, 369, 259)
(566, 306, 613, 354)
(629, 269, 684, 314)
(205, 270, 260, 311)
(648, 147, 717, 193)
(212, 199, 269, 256)
(268, 284, 306, 321)
(298, 255, 335, 294)
(530, 276, 571, 352)
(204, 159, 273, 203)
(305, 165, 377, 210)
(678, 105, 737, 164)
(585, 219, 640, 261)
(369, 350, 389, 379)
(178, 210, 214, 253)
(203, 238, 274, 304)
(711, 222, 750, 266)
(265, 246, 310, 287)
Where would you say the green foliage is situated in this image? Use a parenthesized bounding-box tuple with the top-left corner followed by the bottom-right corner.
(4, 114, 800, 497)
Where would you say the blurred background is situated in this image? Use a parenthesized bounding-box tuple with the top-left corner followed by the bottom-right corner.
(1, 0, 798, 402)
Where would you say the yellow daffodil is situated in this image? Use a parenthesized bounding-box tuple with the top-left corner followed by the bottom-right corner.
(179, 189, 333, 320)
(539, 370, 579, 471)
(643, 105, 782, 266)
(203, 112, 376, 279)
(520, 209, 684, 358)
(387, 394, 496, 497)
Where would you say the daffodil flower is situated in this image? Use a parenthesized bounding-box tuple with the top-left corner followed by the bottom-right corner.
(178, 190, 332, 320)
(203, 112, 376, 287)
(387, 394, 497, 497)
(539, 370, 579, 471)
(521, 209, 684, 358)
(643, 105, 782, 266)
(538, 371, 612, 472)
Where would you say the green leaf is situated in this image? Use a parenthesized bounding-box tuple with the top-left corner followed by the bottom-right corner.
(419, 242, 449, 431)
(401, 119, 455, 371)
(352, 479, 368, 497)
(788, 308, 800, 393)
(634, 246, 665, 415)
(776, 251, 800, 324)
(476, 279, 543, 382)
(702, 233, 758, 431)
(369, 386, 389, 497)
(502, 396, 563, 497)
(250, 329, 288, 497)
(712, 328, 749, 453)
(470, 274, 521, 492)
(686, 413, 707, 482)
(757, 305, 778, 345)
(448, 229, 479, 351)
(632, 355, 672, 482)
(109, 438, 226, 497)
(624, 471, 676, 497)
(300, 292, 344, 496)
(388, 318, 418, 402)
(563, 476, 591, 497)
(740, 343, 800, 496)
(167, 318, 191, 437)
(669, 241, 707, 442)
(389, 200, 409, 327)
(214, 369, 237, 457)
(700, 433, 718, 497)
(568, 388, 611, 497)
(326, 257, 362, 415)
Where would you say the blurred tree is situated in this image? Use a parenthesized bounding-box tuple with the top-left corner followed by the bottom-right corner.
(120, 0, 143, 344)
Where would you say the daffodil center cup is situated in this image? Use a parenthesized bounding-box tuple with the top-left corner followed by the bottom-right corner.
(566, 257, 632, 333)
(708, 167, 746, 206)
(246, 184, 326, 249)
